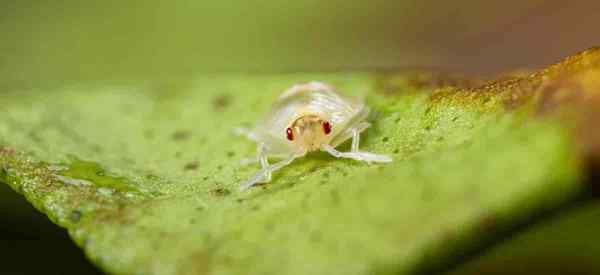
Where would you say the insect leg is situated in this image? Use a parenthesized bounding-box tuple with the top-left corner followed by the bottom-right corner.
(329, 121, 370, 148)
(239, 154, 298, 191)
(322, 144, 392, 163)
(238, 142, 265, 166)
(322, 127, 393, 165)
(258, 143, 272, 182)
(351, 128, 360, 153)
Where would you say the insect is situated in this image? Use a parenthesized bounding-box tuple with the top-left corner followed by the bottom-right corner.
(236, 81, 392, 190)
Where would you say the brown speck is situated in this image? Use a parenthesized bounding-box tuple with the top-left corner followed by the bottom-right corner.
(210, 187, 231, 196)
(184, 161, 199, 171)
(213, 94, 231, 111)
(172, 130, 192, 141)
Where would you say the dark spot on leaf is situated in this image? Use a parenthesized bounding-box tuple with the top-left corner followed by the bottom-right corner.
(69, 210, 82, 223)
(144, 129, 155, 139)
(184, 162, 199, 171)
(322, 171, 330, 178)
(210, 187, 231, 196)
(226, 151, 235, 157)
(452, 116, 459, 122)
(217, 165, 223, 170)
(330, 189, 340, 204)
(393, 148, 400, 154)
(424, 125, 431, 131)
(424, 106, 432, 115)
(202, 176, 209, 181)
(91, 145, 103, 153)
(195, 206, 204, 211)
(382, 137, 389, 142)
(96, 170, 105, 176)
(213, 94, 231, 111)
(172, 130, 192, 141)
(151, 191, 164, 197)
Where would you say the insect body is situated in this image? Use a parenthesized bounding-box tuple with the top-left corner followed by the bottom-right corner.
(236, 81, 392, 190)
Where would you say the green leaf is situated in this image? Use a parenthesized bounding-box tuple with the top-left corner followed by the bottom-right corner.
(2, 48, 599, 274)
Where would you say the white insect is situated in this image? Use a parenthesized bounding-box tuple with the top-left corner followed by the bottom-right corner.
(236, 81, 392, 190)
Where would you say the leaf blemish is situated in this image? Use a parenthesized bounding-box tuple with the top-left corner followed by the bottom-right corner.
(184, 161, 199, 171)
(172, 130, 192, 141)
(213, 94, 231, 111)
(210, 187, 231, 196)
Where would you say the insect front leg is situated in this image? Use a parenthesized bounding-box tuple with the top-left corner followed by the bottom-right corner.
(322, 128, 392, 164)
(239, 154, 299, 191)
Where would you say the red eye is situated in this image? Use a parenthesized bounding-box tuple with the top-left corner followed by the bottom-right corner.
(322, 121, 332, 135)
(286, 127, 294, 141)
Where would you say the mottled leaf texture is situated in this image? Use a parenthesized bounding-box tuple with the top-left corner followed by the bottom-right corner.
(2, 48, 600, 275)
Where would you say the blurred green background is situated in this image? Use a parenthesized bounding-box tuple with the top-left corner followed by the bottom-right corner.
(2, 0, 600, 89)
(1, 1, 600, 274)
